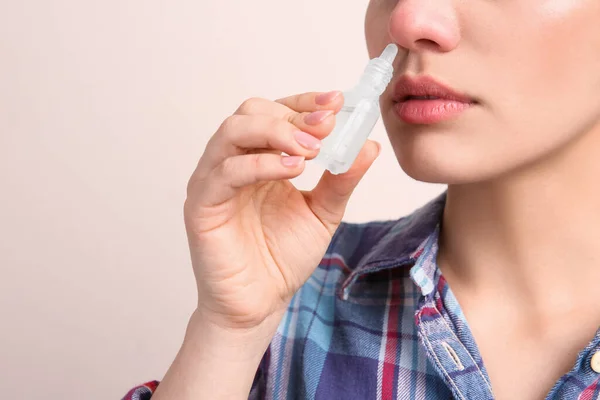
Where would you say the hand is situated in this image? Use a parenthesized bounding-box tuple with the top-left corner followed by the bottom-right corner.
(184, 91, 380, 331)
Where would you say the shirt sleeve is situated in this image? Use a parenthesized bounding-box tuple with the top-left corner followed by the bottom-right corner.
(121, 380, 159, 400)
(120, 347, 271, 400)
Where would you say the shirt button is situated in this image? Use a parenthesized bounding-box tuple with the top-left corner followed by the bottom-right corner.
(592, 351, 600, 373)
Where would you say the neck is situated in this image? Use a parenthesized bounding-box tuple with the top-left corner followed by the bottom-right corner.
(440, 124, 600, 322)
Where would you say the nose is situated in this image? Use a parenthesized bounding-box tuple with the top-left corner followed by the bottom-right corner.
(388, 0, 460, 53)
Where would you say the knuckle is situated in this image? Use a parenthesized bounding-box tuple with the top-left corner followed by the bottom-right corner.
(219, 115, 240, 134)
(276, 94, 302, 111)
(284, 110, 299, 125)
(218, 156, 236, 178)
(286, 96, 299, 111)
(250, 153, 263, 171)
(255, 117, 284, 149)
(237, 97, 265, 115)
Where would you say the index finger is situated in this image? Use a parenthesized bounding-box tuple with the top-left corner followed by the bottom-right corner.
(275, 90, 344, 114)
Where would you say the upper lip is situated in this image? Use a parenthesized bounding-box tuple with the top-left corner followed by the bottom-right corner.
(392, 75, 476, 103)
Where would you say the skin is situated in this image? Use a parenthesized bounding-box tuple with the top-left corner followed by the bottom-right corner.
(365, 0, 600, 398)
(151, 2, 600, 399)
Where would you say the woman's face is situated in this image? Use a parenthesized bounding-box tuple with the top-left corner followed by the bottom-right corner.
(365, 0, 600, 184)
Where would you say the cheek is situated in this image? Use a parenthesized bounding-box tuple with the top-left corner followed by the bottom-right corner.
(364, 3, 381, 59)
(529, 0, 600, 101)
(364, 0, 397, 59)
(490, 0, 600, 148)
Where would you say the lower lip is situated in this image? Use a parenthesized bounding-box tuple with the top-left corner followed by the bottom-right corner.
(394, 98, 475, 124)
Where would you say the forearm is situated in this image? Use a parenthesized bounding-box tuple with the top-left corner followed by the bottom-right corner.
(151, 309, 282, 400)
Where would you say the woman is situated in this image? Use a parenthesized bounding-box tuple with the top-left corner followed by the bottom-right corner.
(123, 0, 600, 398)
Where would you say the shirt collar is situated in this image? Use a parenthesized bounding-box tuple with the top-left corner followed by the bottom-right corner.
(339, 191, 447, 300)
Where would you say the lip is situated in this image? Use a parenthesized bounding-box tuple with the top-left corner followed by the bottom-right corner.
(392, 75, 478, 124)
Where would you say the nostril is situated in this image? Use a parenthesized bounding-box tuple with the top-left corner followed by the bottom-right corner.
(414, 38, 441, 52)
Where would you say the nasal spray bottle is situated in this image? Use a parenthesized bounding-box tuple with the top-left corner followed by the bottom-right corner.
(313, 43, 398, 175)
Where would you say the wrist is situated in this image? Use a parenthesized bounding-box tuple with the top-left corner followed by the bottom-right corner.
(184, 308, 283, 361)
(153, 309, 284, 400)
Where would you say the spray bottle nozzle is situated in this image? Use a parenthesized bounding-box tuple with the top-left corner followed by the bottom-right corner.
(359, 43, 398, 96)
(379, 43, 398, 65)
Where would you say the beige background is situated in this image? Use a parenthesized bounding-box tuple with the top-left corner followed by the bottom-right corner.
(0, 1, 444, 398)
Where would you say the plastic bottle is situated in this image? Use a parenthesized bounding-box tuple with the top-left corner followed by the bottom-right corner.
(313, 43, 398, 175)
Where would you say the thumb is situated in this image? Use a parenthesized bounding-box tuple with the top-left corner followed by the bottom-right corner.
(306, 139, 381, 235)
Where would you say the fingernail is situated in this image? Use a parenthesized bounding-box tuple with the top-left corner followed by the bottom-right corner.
(305, 110, 334, 125)
(281, 155, 305, 167)
(294, 130, 321, 150)
(315, 91, 342, 105)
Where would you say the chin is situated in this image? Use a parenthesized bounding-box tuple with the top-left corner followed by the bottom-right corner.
(391, 140, 509, 185)
(399, 160, 481, 185)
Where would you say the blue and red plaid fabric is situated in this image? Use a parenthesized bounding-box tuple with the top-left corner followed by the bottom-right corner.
(123, 192, 600, 399)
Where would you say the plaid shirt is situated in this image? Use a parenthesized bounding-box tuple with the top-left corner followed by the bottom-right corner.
(123, 192, 600, 399)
